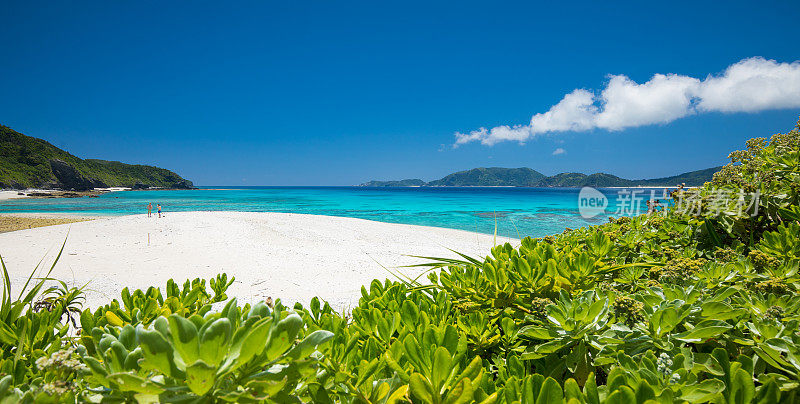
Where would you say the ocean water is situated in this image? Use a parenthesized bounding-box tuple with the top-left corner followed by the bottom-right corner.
(0, 187, 672, 238)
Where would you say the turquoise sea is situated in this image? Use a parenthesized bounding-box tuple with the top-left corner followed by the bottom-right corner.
(0, 187, 672, 238)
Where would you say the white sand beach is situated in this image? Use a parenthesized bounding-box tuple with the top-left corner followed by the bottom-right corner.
(0, 211, 517, 311)
(0, 190, 30, 200)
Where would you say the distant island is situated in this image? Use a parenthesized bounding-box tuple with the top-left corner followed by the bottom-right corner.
(360, 166, 720, 188)
(0, 125, 194, 191)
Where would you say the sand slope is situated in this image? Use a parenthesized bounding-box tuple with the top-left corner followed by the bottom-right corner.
(0, 211, 517, 310)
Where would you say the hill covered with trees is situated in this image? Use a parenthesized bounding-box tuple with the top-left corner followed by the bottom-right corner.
(0, 125, 194, 190)
(361, 166, 720, 187)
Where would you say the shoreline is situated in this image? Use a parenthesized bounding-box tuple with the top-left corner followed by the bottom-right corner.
(0, 212, 106, 219)
(0, 211, 517, 310)
(0, 186, 200, 201)
(0, 187, 132, 201)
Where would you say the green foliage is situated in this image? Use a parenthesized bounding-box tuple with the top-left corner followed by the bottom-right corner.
(80, 299, 333, 402)
(0, 243, 82, 388)
(79, 274, 234, 339)
(290, 116, 799, 403)
(427, 168, 547, 187)
(0, 243, 89, 402)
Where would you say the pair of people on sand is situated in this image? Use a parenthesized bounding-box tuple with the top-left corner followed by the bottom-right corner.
(147, 202, 162, 218)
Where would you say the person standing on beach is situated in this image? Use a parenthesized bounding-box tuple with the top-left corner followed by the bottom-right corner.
(157, 204, 162, 218)
(147, 202, 152, 217)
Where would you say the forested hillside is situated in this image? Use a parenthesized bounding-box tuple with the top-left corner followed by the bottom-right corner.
(0, 125, 193, 190)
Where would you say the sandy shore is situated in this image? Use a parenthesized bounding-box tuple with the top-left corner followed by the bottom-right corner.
(0, 215, 93, 233)
(0, 211, 517, 311)
(0, 190, 31, 200)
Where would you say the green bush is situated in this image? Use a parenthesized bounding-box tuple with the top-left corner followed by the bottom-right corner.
(79, 298, 333, 402)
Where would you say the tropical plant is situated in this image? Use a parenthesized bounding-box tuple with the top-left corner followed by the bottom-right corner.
(80, 298, 332, 402)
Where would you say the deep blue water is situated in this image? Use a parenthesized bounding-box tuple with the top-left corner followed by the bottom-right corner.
(0, 187, 672, 238)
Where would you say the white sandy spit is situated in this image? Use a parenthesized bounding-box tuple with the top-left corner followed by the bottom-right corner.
(0, 211, 517, 311)
(0, 190, 31, 200)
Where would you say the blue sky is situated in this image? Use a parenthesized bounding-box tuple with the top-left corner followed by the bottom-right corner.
(2, 1, 799, 185)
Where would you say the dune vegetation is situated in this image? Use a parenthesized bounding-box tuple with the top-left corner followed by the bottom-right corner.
(0, 117, 798, 403)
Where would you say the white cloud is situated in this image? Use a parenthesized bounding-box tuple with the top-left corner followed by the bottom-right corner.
(529, 89, 598, 134)
(696, 58, 800, 113)
(552, 147, 566, 156)
(593, 74, 700, 130)
(456, 57, 800, 146)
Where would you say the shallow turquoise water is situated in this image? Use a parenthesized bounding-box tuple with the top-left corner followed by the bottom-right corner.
(0, 187, 670, 238)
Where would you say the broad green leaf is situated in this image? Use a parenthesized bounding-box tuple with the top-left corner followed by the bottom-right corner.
(107, 372, 164, 394)
(432, 346, 452, 391)
(137, 327, 179, 377)
(680, 379, 726, 402)
(285, 330, 334, 360)
(168, 314, 199, 364)
(536, 377, 563, 404)
(605, 386, 636, 404)
(404, 335, 427, 374)
(263, 314, 303, 361)
(674, 320, 732, 343)
(105, 311, 124, 327)
(729, 368, 755, 404)
(563, 378, 584, 403)
(457, 356, 482, 382)
(387, 385, 410, 404)
(409, 373, 435, 403)
(518, 326, 553, 340)
(106, 341, 129, 373)
(199, 318, 231, 367)
(532, 338, 571, 355)
(229, 317, 271, 368)
(80, 310, 95, 332)
(83, 357, 108, 377)
(701, 302, 745, 321)
(118, 324, 136, 350)
(247, 376, 288, 397)
(584, 372, 599, 404)
(634, 380, 655, 403)
(443, 377, 474, 404)
(754, 378, 780, 404)
(401, 300, 420, 327)
(185, 360, 216, 396)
